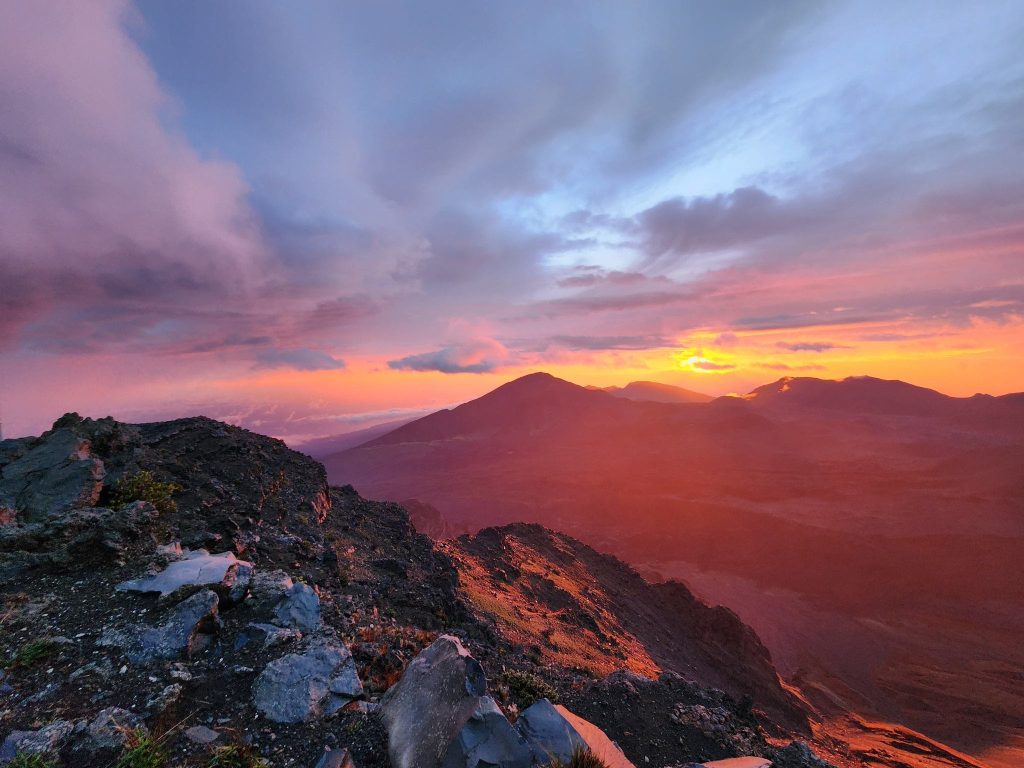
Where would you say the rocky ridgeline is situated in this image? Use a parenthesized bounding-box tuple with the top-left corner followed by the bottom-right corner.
(0, 415, 837, 768)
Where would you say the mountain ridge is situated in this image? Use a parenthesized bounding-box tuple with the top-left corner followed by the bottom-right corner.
(0, 412, 837, 768)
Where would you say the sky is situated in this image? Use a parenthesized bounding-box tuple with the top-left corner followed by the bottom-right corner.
(2, 0, 1024, 442)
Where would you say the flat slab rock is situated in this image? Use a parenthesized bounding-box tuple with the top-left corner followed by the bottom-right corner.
(117, 549, 253, 603)
(252, 637, 363, 723)
(685, 760, 772, 768)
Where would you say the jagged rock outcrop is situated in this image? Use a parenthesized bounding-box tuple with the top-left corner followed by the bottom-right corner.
(0, 720, 75, 763)
(71, 708, 147, 758)
(0, 501, 159, 584)
(0, 427, 105, 522)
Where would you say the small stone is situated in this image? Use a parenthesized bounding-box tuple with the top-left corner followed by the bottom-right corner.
(315, 748, 356, 768)
(184, 725, 220, 745)
(249, 622, 302, 649)
(146, 683, 183, 712)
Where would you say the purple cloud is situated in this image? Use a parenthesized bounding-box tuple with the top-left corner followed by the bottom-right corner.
(388, 338, 511, 374)
(254, 348, 346, 371)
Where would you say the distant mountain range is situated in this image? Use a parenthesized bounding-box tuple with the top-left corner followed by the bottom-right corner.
(325, 371, 1024, 768)
(590, 380, 713, 404)
(293, 414, 427, 458)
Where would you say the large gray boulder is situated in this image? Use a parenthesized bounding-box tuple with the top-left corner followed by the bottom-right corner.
(253, 637, 362, 723)
(379, 635, 487, 768)
(273, 581, 322, 632)
(516, 699, 635, 768)
(442, 696, 533, 768)
(117, 549, 253, 605)
(101, 589, 220, 663)
(0, 429, 104, 522)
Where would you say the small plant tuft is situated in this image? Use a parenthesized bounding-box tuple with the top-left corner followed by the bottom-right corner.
(550, 747, 610, 768)
(8, 754, 58, 768)
(5, 639, 57, 670)
(109, 471, 182, 515)
(207, 744, 268, 768)
(502, 670, 558, 710)
(115, 729, 167, 768)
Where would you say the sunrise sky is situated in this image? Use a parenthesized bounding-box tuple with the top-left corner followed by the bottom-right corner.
(2, 1, 1023, 442)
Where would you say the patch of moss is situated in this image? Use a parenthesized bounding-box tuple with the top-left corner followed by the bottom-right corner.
(108, 471, 182, 515)
(502, 670, 558, 710)
(5, 639, 58, 670)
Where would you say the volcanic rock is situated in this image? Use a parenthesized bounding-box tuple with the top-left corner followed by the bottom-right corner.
(252, 636, 362, 723)
(442, 696, 532, 768)
(379, 635, 487, 768)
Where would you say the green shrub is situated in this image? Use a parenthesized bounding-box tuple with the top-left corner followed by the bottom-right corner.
(502, 670, 558, 710)
(109, 471, 181, 515)
(5, 639, 57, 670)
(551, 747, 609, 768)
(207, 745, 268, 768)
(7, 754, 58, 768)
(115, 730, 166, 768)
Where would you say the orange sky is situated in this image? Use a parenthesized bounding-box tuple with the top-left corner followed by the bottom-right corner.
(6, 312, 1021, 444)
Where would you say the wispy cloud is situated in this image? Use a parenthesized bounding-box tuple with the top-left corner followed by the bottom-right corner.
(254, 348, 346, 371)
(388, 338, 512, 374)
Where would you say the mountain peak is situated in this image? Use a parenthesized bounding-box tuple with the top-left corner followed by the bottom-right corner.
(743, 374, 952, 415)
